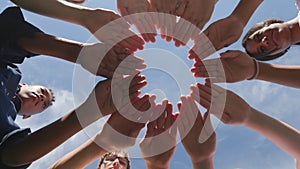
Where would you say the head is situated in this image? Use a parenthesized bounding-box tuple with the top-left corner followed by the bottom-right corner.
(17, 84, 55, 119)
(242, 19, 293, 61)
(98, 151, 130, 169)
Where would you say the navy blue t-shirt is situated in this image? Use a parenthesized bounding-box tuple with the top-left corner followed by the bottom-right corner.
(0, 6, 43, 169)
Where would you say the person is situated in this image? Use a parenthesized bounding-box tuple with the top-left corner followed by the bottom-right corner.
(172, 0, 217, 47)
(0, 6, 145, 78)
(50, 99, 178, 169)
(10, 0, 145, 51)
(139, 100, 178, 169)
(241, 16, 300, 61)
(190, 82, 300, 168)
(97, 151, 130, 169)
(188, 0, 263, 60)
(190, 50, 300, 89)
(177, 96, 216, 169)
(1, 70, 147, 169)
(0, 6, 148, 168)
(117, 0, 157, 43)
(49, 95, 156, 169)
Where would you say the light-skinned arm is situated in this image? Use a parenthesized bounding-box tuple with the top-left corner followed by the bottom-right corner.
(17, 32, 146, 78)
(0, 75, 147, 167)
(140, 100, 178, 169)
(11, 0, 144, 51)
(49, 94, 155, 169)
(189, 0, 263, 59)
(173, 0, 216, 47)
(191, 50, 300, 88)
(178, 96, 215, 169)
(191, 83, 300, 165)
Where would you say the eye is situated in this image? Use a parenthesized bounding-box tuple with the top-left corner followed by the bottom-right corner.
(41, 88, 45, 94)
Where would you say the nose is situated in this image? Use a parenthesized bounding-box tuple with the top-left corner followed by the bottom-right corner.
(261, 36, 269, 46)
(112, 159, 120, 167)
(37, 92, 46, 102)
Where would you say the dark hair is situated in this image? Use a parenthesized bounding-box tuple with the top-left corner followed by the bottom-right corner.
(48, 88, 55, 106)
(98, 151, 130, 169)
(242, 19, 289, 61)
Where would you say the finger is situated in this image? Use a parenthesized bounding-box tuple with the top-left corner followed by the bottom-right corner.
(190, 85, 211, 109)
(158, 13, 166, 39)
(139, 95, 157, 123)
(132, 16, 152, 42)
(144, 13, 157, 42)
(145, 121, 156, 138)
(164, 103, 173, 129)
(189, 33, 216, 60)
(156, 101, 169, 128)
(180, 20, 195, 45)
(173, 18, 190, 46)
(169, 113, 179, 137)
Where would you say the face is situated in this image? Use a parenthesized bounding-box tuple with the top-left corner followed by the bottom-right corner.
(18, 84, 53, 116)
(245, 23, 292, 57)
(100, 154, 128, 169)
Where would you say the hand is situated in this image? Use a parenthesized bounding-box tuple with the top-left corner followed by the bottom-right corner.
(189, 15, 244, 60)
(78, 74, 147, 122)
(140, 100, 178, 169)
(191, 50, 256, 83)
(84, 8, 144, 51)
(95, 94, 156, 151)
(78, 43, 146, 78)
(190, 82, 252, 126)
(117, 0, 157, 43)
(150, 0, 177, 41)
(173, 0, 216, 47)
(178, 96, 216, 167)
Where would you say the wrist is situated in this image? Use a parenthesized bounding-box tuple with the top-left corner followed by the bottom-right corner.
(192, 157, 214, 169)
(244, 107, 257, 127)
(247, 58, 259, 80)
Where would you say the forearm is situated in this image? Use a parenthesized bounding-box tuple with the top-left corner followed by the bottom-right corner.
(257, 62, 300, 88)
(2, 100, 105, 166)
(246, 108, 300, 160)
(49, 137, 107, 169)
(192, 157, 214, 169)
(18, 32, 83, 63)
(230, 0, 263, 27)
(11, 0, 92, 27)
(1, 110, 82, 166)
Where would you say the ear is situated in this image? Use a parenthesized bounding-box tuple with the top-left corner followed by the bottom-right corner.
(22, 115, 31, 119)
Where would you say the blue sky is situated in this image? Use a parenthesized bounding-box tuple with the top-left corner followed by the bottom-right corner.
(1, 0, 300, 168)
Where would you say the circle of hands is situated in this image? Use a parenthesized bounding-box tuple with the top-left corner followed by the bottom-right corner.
(73, 0, 253, 167)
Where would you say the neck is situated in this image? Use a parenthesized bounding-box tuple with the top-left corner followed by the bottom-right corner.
(286, 17, 300, 44)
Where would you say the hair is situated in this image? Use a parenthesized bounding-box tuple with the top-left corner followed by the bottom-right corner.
(98, 151, 130, 169)
(48, 88, 55, 106)
(242, 19, 290, 61)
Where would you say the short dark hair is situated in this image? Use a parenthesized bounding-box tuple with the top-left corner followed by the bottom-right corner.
(98, 151, 130, 169)
(48, 88, 55, 106)
(242, 19, 289, 61)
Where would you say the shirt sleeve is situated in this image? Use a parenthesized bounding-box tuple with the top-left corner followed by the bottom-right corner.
(0, 129, 32, 169)
(0, 6, 44, 64)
